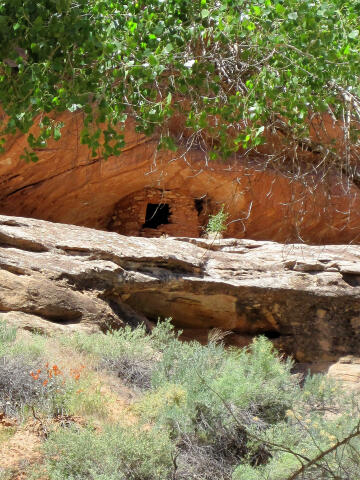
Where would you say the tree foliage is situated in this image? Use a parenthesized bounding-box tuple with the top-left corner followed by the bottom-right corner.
(0, 0, 360, 170)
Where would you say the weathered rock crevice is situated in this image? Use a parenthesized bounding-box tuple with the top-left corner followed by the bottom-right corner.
(341, 273, 360, 287)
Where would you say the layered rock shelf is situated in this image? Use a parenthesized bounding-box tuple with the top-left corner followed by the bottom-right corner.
(2, 215, 360, 365)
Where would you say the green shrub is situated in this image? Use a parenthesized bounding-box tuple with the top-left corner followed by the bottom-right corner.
(63, 320, 178, 390)
(149, 336, 295, 433)
(0, 318, 47, 360)
(212, 337, 296, 423)
(0, 319, 16, 345)
(39, 322, 360, 479)
(206, 206, 229, 235)
(137, 329, 360, 480)
(9, 333, 47, 359)
(0, 319, 17, 357)
(44, 424, 174, 480)
(137, 336, 296, 479)
(63, 325, 158, 389)
(54, 371, 104, 418)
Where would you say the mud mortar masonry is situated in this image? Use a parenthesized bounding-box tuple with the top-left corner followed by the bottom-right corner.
(2, 214, 360, 364)
(108, 187, 212, 238)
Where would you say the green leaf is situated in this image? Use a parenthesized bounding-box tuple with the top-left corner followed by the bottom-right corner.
(149, 54, 157, 66)
(349, 30, 359, 39)
(127, 20, 137, 33)
(201, 9, 210, 19)
(164, 43, 173, 53)
(0, 0, 358, 172)
(275, 3, 286, 15)
(343, 44, 351, 55)
(246, 22, 255, 31)
(53, 127, 62, 141)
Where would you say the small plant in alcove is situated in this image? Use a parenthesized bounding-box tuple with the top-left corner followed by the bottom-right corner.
(206, 205, 229, 237)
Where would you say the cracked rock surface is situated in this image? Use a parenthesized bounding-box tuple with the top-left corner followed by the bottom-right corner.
(1, 215, 360, 363)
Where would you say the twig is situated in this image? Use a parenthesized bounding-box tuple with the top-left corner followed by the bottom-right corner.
(286, 422, 360, 480)
(195, 371, 360, 478)
(31, 405, 48, 438)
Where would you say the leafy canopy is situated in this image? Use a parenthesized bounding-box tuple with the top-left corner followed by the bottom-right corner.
(0, 0, 360, 163)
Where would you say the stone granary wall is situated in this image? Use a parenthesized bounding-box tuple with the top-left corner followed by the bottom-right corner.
(108, 188, 214, 237)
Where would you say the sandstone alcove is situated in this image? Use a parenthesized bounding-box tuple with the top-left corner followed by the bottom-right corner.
(2, 112, 360, 244)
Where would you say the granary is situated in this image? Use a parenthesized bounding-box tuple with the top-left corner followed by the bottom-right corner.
(108, 188, 212, 237)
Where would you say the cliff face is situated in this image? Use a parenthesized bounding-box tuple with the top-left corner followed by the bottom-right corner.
(1, 112, 360, 244)
(2, 215, 360, 364)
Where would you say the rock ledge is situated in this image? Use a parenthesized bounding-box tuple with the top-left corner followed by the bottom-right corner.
(1, 215, 360, 363)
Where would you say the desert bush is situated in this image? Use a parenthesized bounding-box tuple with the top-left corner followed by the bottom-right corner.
(231, 371, 360, 479)
(63, 325, 156, 389)
(149, 336, 295, 435)
(0, 355, 50, 417)
(0, 351, 92, 419)
(0, 321, 53, 417)
(0, 319, 16, 346)
(232, 415, 360, 479)
(133, 335, 295, 479)
(0, 319, 47, 360)
(56, 368, 104, 418)
(63, 320, 177, 390)
(43, 424, 174, 480)
(37, 321, 360, 479)
(134, 328, 360, 480)
(206, 206, 229, 235)
(9, 334, 47, 360)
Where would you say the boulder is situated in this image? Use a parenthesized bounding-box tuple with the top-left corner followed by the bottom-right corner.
(327, 356, 360, 389)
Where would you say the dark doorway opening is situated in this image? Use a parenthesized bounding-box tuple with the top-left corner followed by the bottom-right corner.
(261, 330, 281, 339)
(194, 198, 204, 216)
(143, 203, 171, 229)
